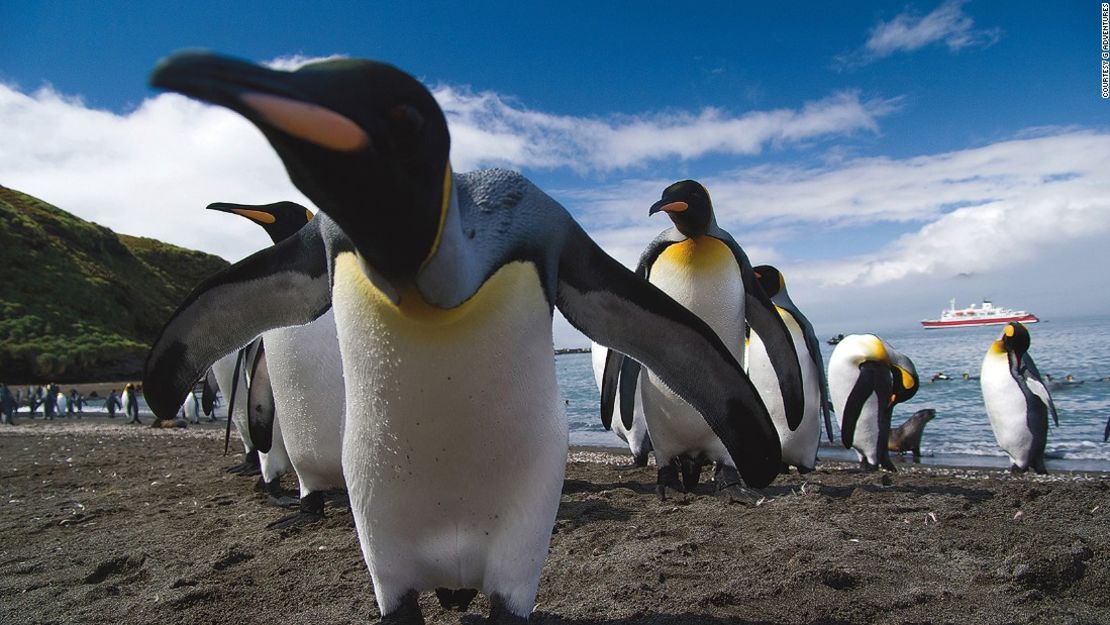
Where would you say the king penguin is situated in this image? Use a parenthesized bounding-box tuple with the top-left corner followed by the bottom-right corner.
(980, 322, 1058, 474)
(208, 200, 346, 527)
(601, 180, 804, 500)
(827, 334, 918, 471)
(591, 343, 652, 467)
(210, 348, 259, 475)
(143, 52, 782, 624)
(746, 264, 834, 472)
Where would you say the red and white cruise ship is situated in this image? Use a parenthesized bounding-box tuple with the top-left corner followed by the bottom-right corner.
(921, 299, 1039, 329)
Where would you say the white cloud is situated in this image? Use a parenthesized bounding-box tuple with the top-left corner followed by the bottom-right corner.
(563, 130, 1110, 339)
(838, 0, 1000, 68)
(0, 67, 892, 262)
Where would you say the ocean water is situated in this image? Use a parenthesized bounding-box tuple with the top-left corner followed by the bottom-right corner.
(558, 316, 1110, 472)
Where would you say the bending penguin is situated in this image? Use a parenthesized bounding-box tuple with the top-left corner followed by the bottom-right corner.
(746, 264, 834, 473)
(980, 322, 1058, 474)
(208, 200, 346, 528)
(828, 334, 918, 471)
(143, 52, 783, 625)
(602, 180, 804, 500)
(591, 344, 652, 467)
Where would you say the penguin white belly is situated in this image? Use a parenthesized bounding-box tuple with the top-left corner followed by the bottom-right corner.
(747, 314, 820, 469)
(591, 344, 650, 459)
(333, 255, 567, 615)
(258, 414, 292, 482)
(981, 352, 1034, 468)
(182, 393, 199, 422)
(263, 309, 346, 495)
(642, 237, 745, 465)
(828, 359, 881, 465)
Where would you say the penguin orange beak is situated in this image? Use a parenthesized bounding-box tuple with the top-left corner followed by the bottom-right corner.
(648, 200, 688, 216)
(207, 202, 277, 224)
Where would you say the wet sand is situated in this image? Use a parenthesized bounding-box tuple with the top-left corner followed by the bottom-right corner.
(0, 417, 1107, 625)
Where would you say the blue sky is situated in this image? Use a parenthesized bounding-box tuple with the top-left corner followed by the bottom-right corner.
(1, 1, 1108, 345)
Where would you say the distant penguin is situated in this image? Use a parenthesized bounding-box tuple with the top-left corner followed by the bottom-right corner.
(747, 264, 834, 473)
(602, 180, 803, 500)
(828, 334, 918, 471)
(145, 51, 783, 623)
(591, 344, 651, 467)
(209, 201, 346, 527)
(1103, 415, 1109, 443)
(887, 408, 936, 458)
(181, 391, 201, 424)
(244, 339, 295, 504)
(981, 322, 1058, 474)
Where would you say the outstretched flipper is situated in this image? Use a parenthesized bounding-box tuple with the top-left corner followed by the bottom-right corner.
(143, 220, 330, 421)
(556, 224, 781, 488)
(841, 361, 891, 450)
(1020, 354, 1058, 426)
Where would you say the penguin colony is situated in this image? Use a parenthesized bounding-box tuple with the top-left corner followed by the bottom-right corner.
(137, 51, 1082, 623)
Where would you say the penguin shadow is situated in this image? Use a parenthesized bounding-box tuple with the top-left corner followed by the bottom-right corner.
(555, 498, 632, 530)
(562, 478, 657, 497)
(469, 612, 794, 625)
(812, 482, 995, 504)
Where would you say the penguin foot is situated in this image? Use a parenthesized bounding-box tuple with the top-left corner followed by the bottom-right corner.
(679, 457, 704, 492)
(859, 460, 879, 472)
(380, 590, 424, 625)
(714, 464, 762, 504)
(656, 464, 685, 501)
(488, 593, 528, 624)
(1009, 464, 1028, 475)
(266, 491, 325, 530)
(434, 587, 478, 611)
(796, 464, 815, 475)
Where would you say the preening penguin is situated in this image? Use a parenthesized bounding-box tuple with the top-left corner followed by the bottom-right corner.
(981, 322, 1058, 474)
(209, 200, 346, 527)
(144, 52, 782, 624)
(591, 343, 652, 467)
(747, 264, 833, 472)
(602, 180, 803, 500)
(828, 334, 918, 471)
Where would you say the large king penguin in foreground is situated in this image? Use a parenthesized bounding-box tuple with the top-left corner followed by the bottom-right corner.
(602, 181, 804, 500)
(828, 334, 918, 471)
(747, 265, 834, 472)
(208, 200, 347, 527)
(143, 52, 782, 624)
(980, 322, 1058, 474)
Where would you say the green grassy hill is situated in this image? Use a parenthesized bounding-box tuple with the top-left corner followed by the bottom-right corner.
(0, 185, 230, 383)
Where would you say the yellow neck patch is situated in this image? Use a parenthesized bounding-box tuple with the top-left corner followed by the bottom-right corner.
(989, 339, 1006, 354)
(657, 236, 733, 271)
(336, 252, 538, 328)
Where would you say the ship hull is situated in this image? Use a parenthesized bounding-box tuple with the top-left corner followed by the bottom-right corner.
(921, 314, 1039, 329)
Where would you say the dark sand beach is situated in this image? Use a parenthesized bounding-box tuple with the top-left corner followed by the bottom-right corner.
(1, 417, 1107, 625)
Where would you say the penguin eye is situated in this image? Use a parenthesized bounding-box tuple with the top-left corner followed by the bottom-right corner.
(389, 105, 425, 136)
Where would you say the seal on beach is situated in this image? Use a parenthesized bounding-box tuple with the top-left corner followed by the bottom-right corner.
(209, 201, 346, 528)
(602, 180, 803, 500)
(888, 408, 936, 458)
(828, 334, 918, 471)
(591, 344, 652, 467)
(980, 322, 1058, 474)
(748, 264, 835, 473)
(143, 51, 783, 624)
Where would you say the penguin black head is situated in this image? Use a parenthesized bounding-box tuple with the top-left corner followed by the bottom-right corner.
(207, 201, 313, 244)
(753, 265, 784, 298)
(1001, 322, 1031, 359)
(151, 51, 451, 283)
(648, 180, 715, 238)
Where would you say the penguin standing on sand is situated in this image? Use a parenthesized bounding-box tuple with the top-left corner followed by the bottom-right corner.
(980, 322, 1058, 474)
(208, 200, 346, 528)
(210, 350, 260, 475)
(143, 52, 783, 624)
(828, 334, 918, 471)
(591, 344, 652, 467)
(746, 264, 834, 472)
(602, 180, 804, 500)
(121, 383, 141, 423)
